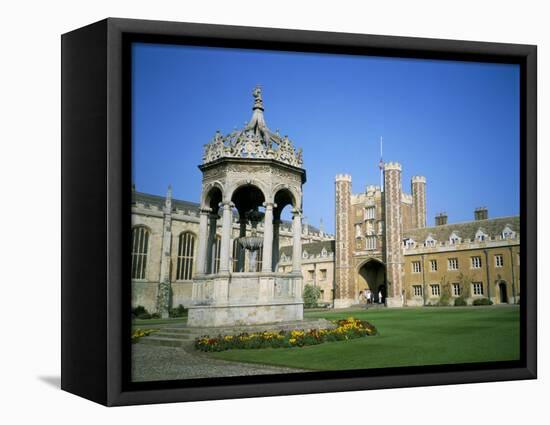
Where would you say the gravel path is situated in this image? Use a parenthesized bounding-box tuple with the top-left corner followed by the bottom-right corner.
(132, 344, 306, 382)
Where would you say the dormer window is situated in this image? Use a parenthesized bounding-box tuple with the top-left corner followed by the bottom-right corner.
(321, 247, 328, 257)
(475, 229, 488, 242)
(502, 225, 516, 239)
(424, 235, 436, 247)
(404, 238, 416, 249)
(449, 232, 461, 245)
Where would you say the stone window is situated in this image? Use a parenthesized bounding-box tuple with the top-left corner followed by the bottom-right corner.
(131, 226, 150, 280)
(302, 250, 309, 259)
(366, 236, 377, 250)
(471, 256, 482, 269)
(321, 247, 328, 257)
(308, 270, 315, 281)
(431, 284, 441, 296)
(412, 261, 422, 273)
(413, 285, 423, 296)
(472, 282, 484, 296)
(495, 254, 504, 268)
(452, 283, 461, 296)
(320, 269, 327, 280)
(429, 259, 437, 272)
(448, 258, 458, 270)
(365, 206, 376, 220)
(176, 232, 195, 280)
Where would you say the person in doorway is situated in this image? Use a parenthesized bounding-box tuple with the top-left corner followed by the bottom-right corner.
(378, 290, 383, 304)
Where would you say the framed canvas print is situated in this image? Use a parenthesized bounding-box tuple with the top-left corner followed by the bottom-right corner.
(61, 18, 537, 406)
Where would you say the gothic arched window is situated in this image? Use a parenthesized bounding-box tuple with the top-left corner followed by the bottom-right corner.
(131, 226, 150, 280)
(176, 232, 195, 281)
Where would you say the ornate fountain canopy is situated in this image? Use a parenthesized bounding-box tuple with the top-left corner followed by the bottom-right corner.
(202, 86, 303, 168)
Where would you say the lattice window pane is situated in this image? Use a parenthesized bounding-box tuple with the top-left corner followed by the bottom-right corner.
(131, 226, 149, 280)
(176, 232, 195, 280)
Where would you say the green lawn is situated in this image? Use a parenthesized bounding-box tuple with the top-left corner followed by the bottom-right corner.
(208, 306, 520, 371)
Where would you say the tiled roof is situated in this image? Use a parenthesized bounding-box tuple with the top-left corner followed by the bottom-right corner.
(133, 191, 199, 212)
(279, 240, 335, 259)
(404, 216, 519, 242)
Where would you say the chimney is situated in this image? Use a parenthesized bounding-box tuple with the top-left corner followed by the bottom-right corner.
(474, 207, 488, 221)
(435, 212, 448, 226)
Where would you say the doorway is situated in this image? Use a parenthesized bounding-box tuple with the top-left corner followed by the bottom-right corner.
(498, 282, 508, 304)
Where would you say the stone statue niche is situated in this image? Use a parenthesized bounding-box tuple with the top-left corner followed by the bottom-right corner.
(186, 86, 307, 327)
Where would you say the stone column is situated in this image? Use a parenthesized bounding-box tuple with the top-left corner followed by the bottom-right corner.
(196, 207, 210, 275)
(219, 201, 233, 273)
(272, 218, 281, 271)
(411, 176, 427, 229)
(236, 215, 246, 272)
(206, 213, 217, 273)
(292, 208, 302, 272)
(261, 202, 275, 272)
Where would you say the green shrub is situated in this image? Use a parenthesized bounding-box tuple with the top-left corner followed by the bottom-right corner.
(303, 284, 322, 308)
(473, 298, 493, 306)
(439, 282, 451, 306)
(137, 312, 152, 320)
(169, 304, 188, 318)
(151, 313, 161, 319)
(132, 305, 148, 317)
(454, 297, 468, 306)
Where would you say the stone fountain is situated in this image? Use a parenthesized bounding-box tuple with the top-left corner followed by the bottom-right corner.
(238, 209, 264, 273)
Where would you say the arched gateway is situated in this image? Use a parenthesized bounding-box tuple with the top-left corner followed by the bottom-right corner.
(358, 259, 387, 304)
(187, 87, 307, 327)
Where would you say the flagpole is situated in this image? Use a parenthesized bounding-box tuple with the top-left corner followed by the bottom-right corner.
(379, 136, 384, 192)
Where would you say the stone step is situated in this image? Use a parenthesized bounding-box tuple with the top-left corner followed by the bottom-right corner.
(138, 336, 192, 348)
(153, 332, 196, 339)
(138, 318, 338, 348)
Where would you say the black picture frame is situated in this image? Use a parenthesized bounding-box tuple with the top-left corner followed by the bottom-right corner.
(61, 17, 537, 406)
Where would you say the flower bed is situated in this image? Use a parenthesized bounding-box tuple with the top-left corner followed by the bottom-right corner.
(131, 328, 158, 343)
(194, 317, 377, 352)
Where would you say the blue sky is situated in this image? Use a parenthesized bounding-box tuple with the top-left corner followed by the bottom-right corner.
(132, 43, 519, 232)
